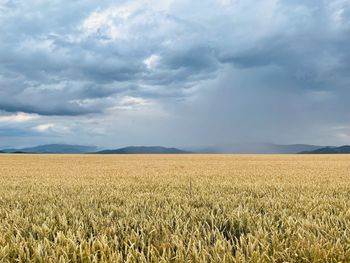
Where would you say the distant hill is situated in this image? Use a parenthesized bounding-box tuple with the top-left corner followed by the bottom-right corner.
(300, 145, 350, 154)
(1, 144, 97, 154)
(93, 146, 190, 154)
(0, 143, 330, 154)
(267, 144, 323, 154)
(188, 143, 323, 154)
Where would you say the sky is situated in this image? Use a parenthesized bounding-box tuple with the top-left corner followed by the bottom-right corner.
(1, 0, 350, 148)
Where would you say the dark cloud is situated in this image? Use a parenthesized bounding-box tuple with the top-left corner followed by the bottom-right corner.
(0, 0, 224, 116)
(0, 0, 350, 146)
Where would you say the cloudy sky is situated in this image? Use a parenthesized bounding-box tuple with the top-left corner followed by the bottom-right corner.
(1, 0, 350, 148)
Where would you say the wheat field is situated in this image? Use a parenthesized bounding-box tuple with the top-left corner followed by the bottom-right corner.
(0, 154, 350, 262)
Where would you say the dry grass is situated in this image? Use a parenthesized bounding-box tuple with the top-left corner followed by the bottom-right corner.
(1, 154, 350, 262)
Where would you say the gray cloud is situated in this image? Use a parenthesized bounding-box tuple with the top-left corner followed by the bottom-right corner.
(0, 0, 225, 116)
(1, 0, 350, 146)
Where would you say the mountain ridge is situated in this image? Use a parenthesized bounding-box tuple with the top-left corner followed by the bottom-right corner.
(0, 143, 332, 154)
(1, 144, 97, 154)
(93, 146, 190, 154)
(187, 143, 323, 154)
(300, 145, 350, 154)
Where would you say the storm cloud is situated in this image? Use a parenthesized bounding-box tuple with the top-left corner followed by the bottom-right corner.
(1, 0, 350, 147)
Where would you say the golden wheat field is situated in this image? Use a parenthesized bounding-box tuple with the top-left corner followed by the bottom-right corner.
(0, 154, 350, 262)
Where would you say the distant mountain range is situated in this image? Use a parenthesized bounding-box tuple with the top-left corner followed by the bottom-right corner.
(188, 143, 323, 154)
(300, 145, 350, 154)
(94, 146, 190, 154)
(0, 144, 190, 154)
(1, 144, 97, 154)
(2, 143, 350, 154)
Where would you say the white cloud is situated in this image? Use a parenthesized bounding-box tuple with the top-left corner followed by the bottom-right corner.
(115, 96, 152, 110)
(0, 112, 39, 123)
(34, 123, 72, 134)
(81, 1, 143, 41)
(34, 123, 55, 132)
(143, 54, 160, 70)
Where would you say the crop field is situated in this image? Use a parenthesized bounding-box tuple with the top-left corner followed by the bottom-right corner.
(0, 154, 350, 262)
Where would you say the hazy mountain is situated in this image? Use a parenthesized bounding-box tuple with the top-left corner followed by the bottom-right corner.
(300, 145, 350, 154)
(258, 144, 324, 154)
(1, 144, 97, 154)
(1, 148, 17, 153)
(93, 146, 190, 154)
(188, 143, 323, 154)
(0, 143, 327, 154)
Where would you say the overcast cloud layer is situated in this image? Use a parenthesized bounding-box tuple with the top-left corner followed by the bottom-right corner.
(1, 0, 350, 148)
